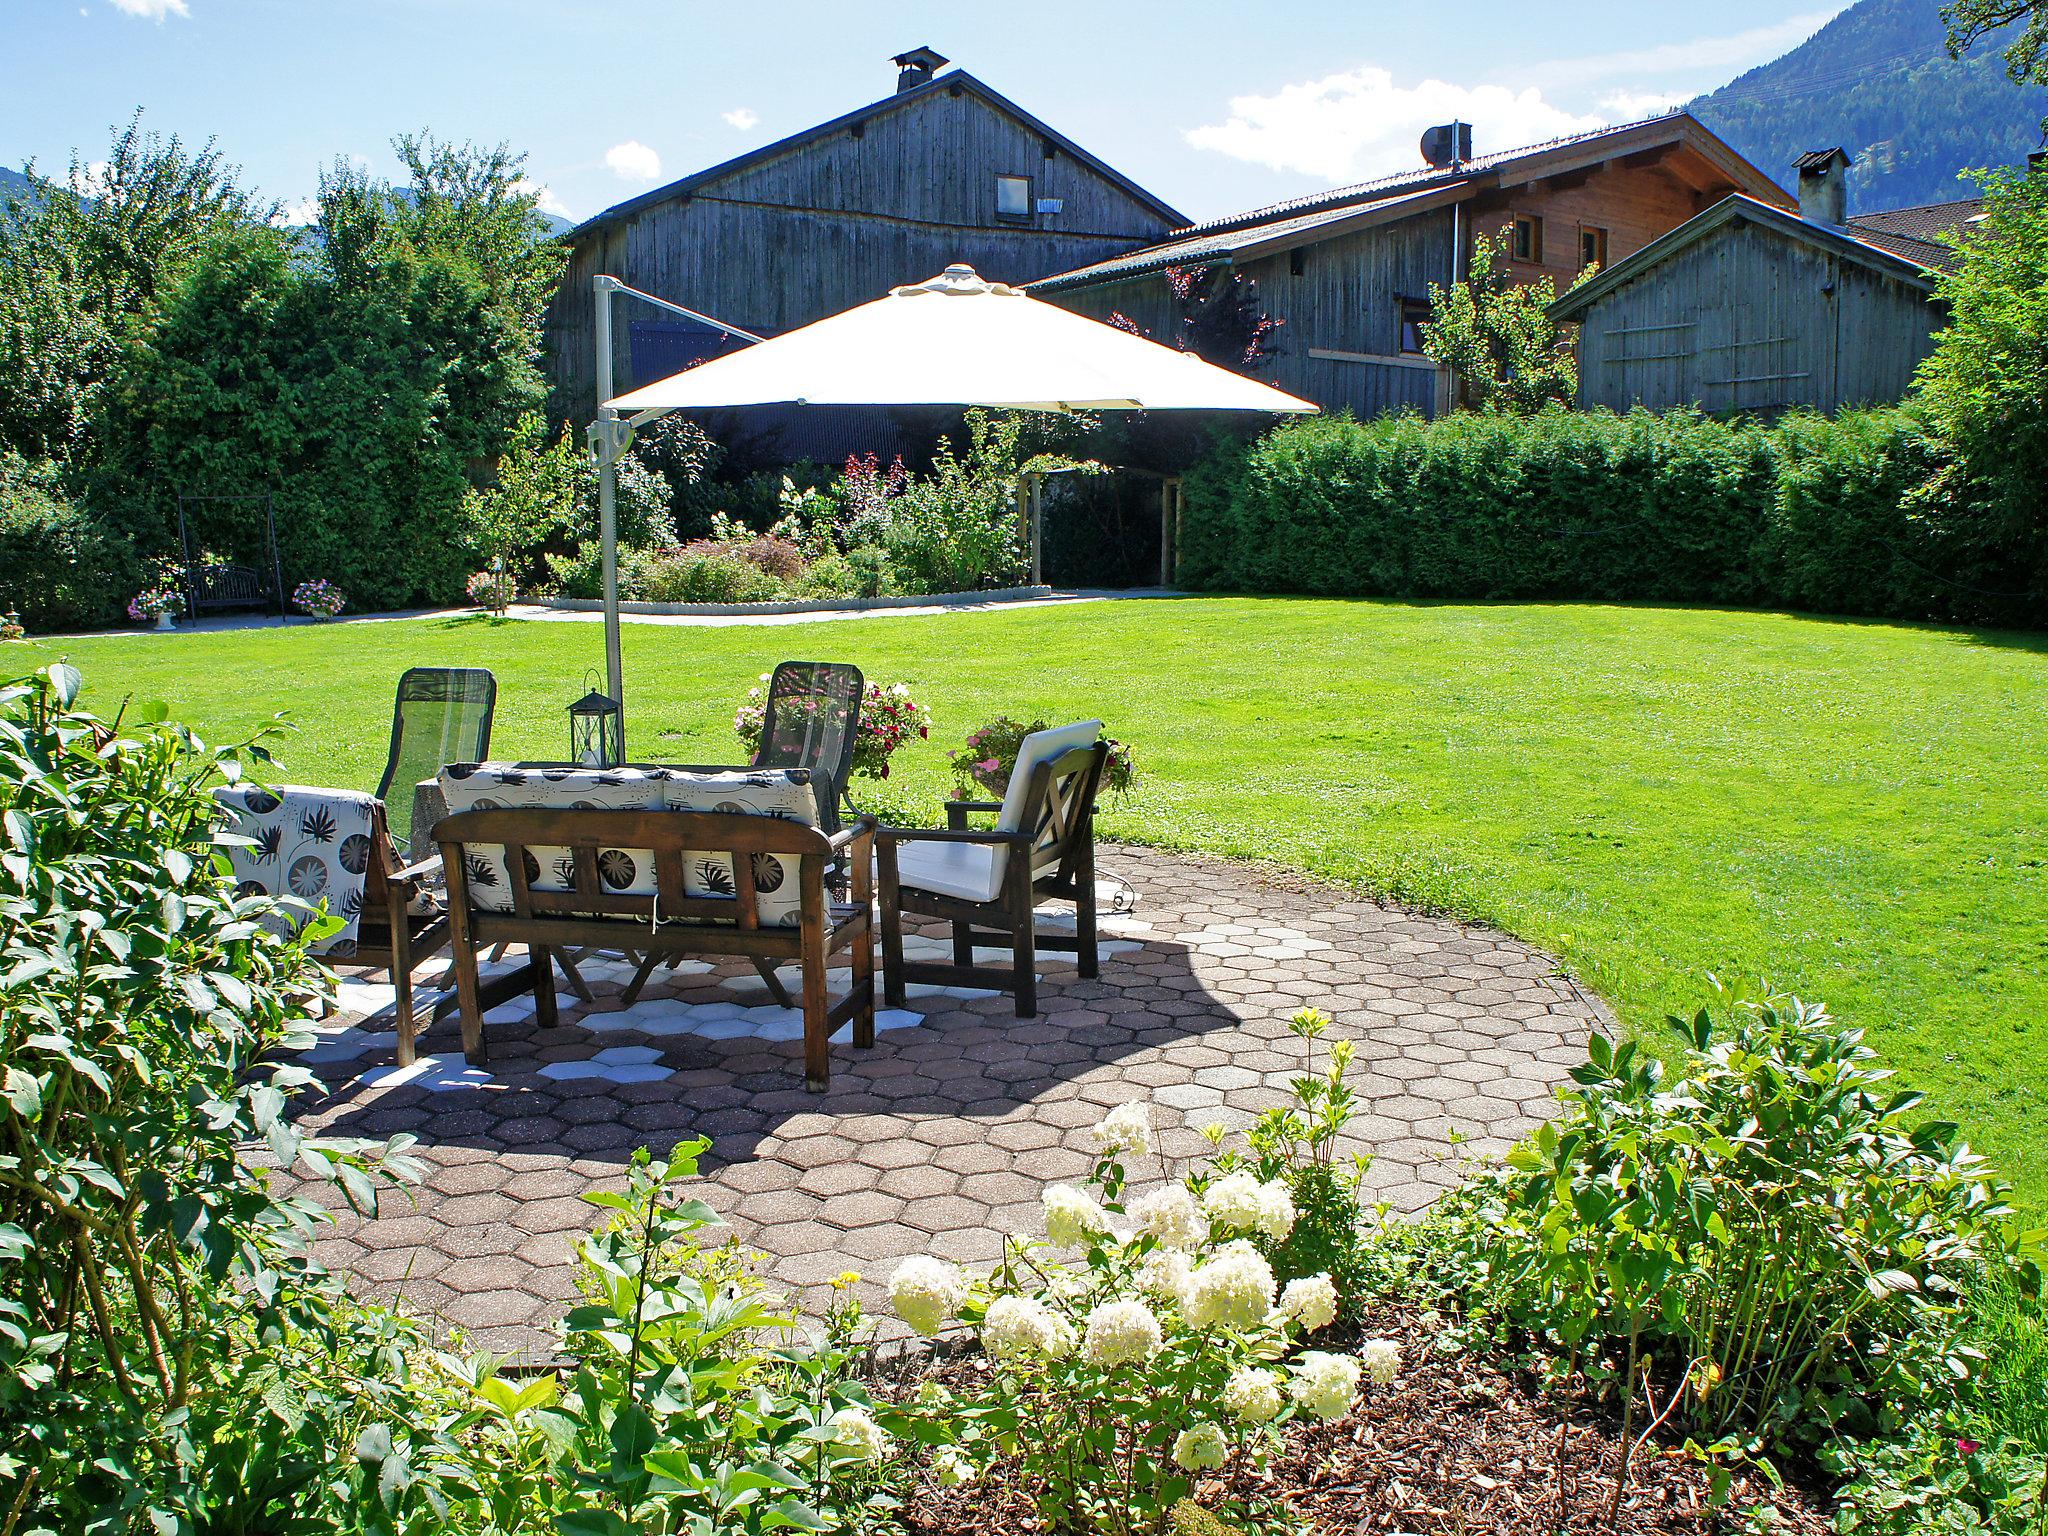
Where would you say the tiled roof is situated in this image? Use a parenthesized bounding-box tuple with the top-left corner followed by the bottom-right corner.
(1845, 197, 1981, 271)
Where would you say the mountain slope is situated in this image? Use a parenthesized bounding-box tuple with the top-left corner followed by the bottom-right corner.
(1690, 0, 2048, 212)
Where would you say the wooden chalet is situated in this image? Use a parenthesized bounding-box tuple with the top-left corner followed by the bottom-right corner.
(545, 48, 1186, 426)
(1029, 114, 1790, 419)
(1550, 149, 1951, 415)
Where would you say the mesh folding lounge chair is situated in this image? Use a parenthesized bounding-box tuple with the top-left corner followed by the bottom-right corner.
(750, 661, 863, 834)
(878, 720, 1109, 1018)
(376, 667, 498, 854)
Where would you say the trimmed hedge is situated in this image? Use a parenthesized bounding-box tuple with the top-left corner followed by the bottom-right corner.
(1180, 407, 2019, 626)
(0, 452, 128, 633)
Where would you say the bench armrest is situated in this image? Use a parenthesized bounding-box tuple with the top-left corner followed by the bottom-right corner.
(876, 823, 1031, 849)
(826, 817, 877, 854)
(945, 799, 1002, 829)
(388, 853, 444, 887)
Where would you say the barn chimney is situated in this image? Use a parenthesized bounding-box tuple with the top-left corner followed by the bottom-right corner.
(892, 46, 948, 93)
(1795, 147, 1852, 225)
(1420, 121, 1473, 169)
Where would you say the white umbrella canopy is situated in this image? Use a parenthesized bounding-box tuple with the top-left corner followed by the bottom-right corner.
(604, 264, 1319, 415)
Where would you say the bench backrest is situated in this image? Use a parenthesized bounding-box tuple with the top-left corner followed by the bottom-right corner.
(437, 805, 833, 931)
(185, 563, 270, 613)
(436, 764, 821, 926)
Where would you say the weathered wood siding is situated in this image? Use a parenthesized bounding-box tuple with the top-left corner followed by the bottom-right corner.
(1573, 219, 1939, 413)
(547, 83, 1176, 423)
(1056, 211, 1458, 418)
(1466, 157, 1710, 292)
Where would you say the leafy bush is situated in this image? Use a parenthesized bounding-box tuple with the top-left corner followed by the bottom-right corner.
(0, 450, 126, 630)
(1413, 982, 2033, 1456)
(881, 1056, 1397, 1536)
(622, 545, 786, 604)
(1180, 406, 2029, 624)
(0, 664, 425, 1530)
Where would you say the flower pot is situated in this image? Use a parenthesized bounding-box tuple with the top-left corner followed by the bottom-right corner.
(154, 613, 175, 632)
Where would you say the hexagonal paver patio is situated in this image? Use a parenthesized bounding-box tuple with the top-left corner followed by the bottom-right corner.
(276, 845, 1603, 1357)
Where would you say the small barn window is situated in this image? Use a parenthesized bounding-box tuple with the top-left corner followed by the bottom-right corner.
(995, 175, 1032, 221)
(1579, 225, 1608, 269)
(1289, 247, 1307, 277)
(1399, 297, 1432, 354)
(1511, 214, 1543, 263)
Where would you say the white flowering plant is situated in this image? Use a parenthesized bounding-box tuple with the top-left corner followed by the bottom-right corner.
(1194, 1006, 1377, 1323)
(883, 1095, 1401, 1536)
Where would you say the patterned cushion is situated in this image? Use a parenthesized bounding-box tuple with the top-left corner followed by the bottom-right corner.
(212, 784, 380, 956)
(437, 763, 666, 913)
(664, 769, 820, 928)
(433, 764, 819, 925)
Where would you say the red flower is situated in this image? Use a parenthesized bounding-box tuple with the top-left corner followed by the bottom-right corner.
(1957, 1439, 1982, 1456)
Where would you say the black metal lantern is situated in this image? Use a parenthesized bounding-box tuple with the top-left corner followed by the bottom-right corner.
(568, 674, 622, 768)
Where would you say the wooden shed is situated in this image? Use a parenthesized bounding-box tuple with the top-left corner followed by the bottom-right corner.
(1549, 194, 1942, 415)
(545, 50, 1185, 426)
(1031, 114, 1789, 420)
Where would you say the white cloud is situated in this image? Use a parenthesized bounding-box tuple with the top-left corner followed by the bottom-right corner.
(1186, 69, 1602, 182)
(722, 108, 760, 131)
(104, 0, 189, 19)
(271, 196, 321, 228)
(513, 177, 573, 220)
(1529, 10, 1846, 89)
(69, 161, 113, 198)
(1597, 88, 1689, 120)
(603, 140, 662, 182)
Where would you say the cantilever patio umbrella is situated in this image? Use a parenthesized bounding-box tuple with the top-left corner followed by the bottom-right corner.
(587, 264, 1318, 751)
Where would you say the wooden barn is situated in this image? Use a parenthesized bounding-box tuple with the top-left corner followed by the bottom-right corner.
(1549, 175, 1944, 415)
(545, 48, 1185, 426)
(1029, 114, 1790, 419)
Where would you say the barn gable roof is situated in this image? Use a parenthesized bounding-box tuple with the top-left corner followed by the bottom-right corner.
(1549, 194, 1940, 322)
(567, 68, 1188, 239)
(1029, 112, 1790, 293)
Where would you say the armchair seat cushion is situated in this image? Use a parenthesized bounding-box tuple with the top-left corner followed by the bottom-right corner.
(895, 839, 1003, 904)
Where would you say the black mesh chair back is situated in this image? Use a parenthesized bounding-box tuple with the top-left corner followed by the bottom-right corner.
(377, 667, 497, 852)
(752, 661, 863, 832)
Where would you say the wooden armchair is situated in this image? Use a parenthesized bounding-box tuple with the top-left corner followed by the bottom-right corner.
(353, 801, 470, 1066)
(877, 722, 1109, 1017)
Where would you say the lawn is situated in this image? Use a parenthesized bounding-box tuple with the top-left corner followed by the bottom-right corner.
(35, 597, 2048, 1207)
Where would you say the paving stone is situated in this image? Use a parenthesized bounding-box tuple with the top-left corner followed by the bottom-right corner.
(274, 843, 1596, 1354)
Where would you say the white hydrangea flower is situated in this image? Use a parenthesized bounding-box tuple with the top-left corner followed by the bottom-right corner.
(1252, 1179, 1297, 1240)
(1138, 1247, 1193, 1305)
(1083, 1298, 1163, 1366)
(1222, 1366, 1283, 1425)
(1360, 1337, 1402, 1388)
(983, 1294, 1077, 1361)
(888, 1255, 966, 1337)
(1172, 1421, 1229, 1472)
(1090, 1101, 1154, 1159)
(829, 1406, 889, 1462)
(1289, 1350, 1363, 1421)
(1130, 1185, 1209, 1250)
(1279, 1274, 1339, 1332)
(915, 1378, 953, 1407)
(1042, 1183, 1113, 1248)
(1182, 1240, 1277, 1331)
(1200, 1171, 1265, 1233)
(931, 1447, 977, 1487)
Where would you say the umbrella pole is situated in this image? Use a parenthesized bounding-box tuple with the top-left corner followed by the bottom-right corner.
(593, 275, 627, 758)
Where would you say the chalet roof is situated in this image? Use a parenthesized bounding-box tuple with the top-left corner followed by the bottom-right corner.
(1029, 113, 1790, 294)
(1845, 197, 1982, 273)
(1549, 194, 1940, 322)
(567, 67, 1187, 239)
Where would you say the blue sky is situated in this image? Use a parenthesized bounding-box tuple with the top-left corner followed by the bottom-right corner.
(2, 0, 1848, 225)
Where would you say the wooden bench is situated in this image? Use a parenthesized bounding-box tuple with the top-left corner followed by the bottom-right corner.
(436, 806, 876, 1090)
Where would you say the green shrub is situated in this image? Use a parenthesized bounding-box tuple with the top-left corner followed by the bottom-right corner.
(1181, 407, 2001, 623)
(1409, 981, 2035, 1456)
(0, 450, 127, 630)
(622, 546, 786, 604)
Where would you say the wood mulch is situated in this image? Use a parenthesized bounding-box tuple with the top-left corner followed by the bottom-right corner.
(871, 1306, 1836, 1535)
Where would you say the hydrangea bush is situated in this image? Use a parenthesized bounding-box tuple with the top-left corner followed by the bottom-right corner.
(883, 1048, 1398, 1536)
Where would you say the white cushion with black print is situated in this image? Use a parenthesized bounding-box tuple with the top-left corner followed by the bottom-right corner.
(212, 783, 381, 956)
(436, 763, 667, 913)
(663, 769, 819, 928)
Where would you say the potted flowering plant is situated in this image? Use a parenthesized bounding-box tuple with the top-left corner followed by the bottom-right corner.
(0, 612, 24, 643)
(465, 567, 518, 614)
(292, 578, 346, 620)
(127, 564, 184, 630)
(949, 716, 1136, 802)
(733, 677, 931, 780)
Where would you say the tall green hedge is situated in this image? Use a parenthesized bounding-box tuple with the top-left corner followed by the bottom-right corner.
(1179, 407, 2024, 626)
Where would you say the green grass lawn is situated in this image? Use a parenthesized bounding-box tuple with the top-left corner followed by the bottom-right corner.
(33, 598, 2048, 1207)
